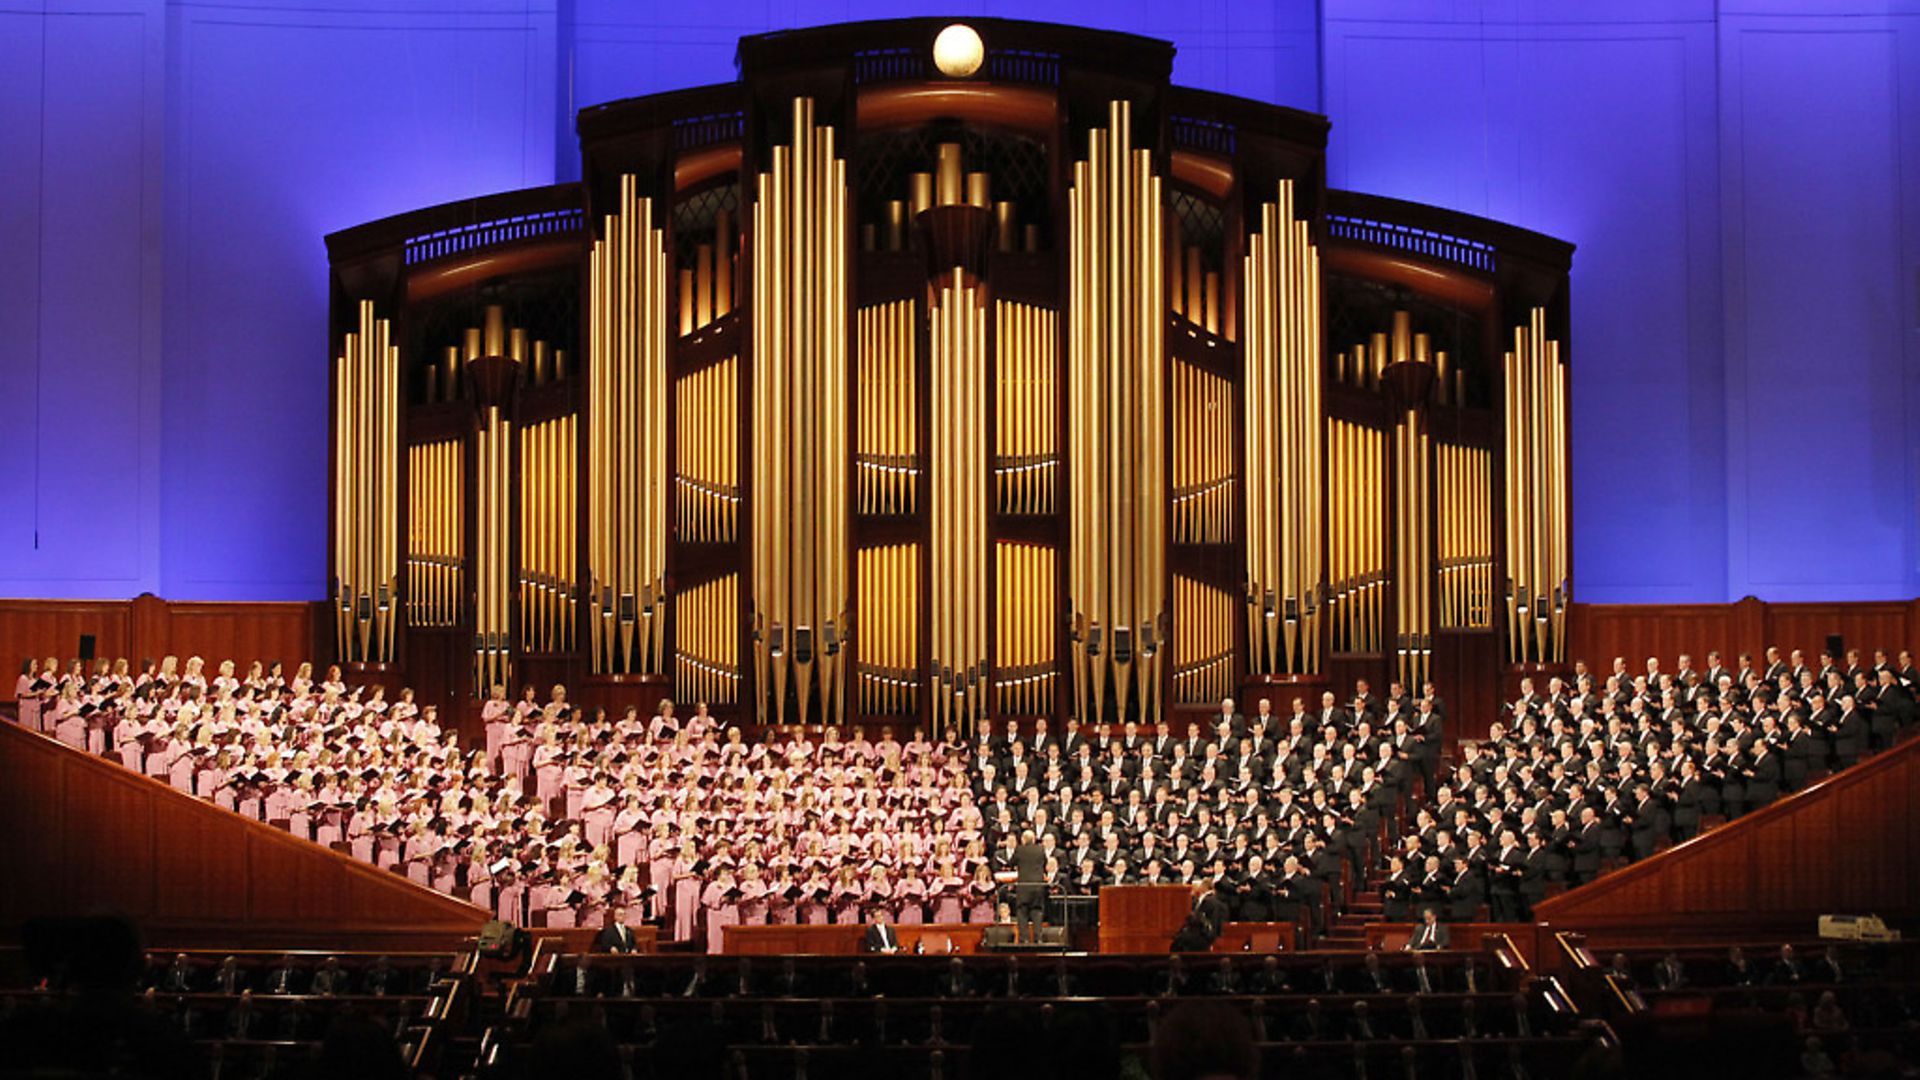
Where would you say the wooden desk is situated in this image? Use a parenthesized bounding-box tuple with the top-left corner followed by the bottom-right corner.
(721, 923, 992, 956)
(1097, 885, 1192, 954)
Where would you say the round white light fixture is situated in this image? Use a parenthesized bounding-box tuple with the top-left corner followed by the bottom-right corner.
(932, 23, 985, 78)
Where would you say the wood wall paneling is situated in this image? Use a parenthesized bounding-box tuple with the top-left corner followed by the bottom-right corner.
(1533, 734, 1920, 937)
(0, 721, 489, 950)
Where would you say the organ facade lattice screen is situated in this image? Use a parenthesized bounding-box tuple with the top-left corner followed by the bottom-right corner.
(325, 17, 1573, 733)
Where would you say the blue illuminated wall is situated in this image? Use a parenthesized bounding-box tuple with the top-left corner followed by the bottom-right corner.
(2, 0, 1915, 604)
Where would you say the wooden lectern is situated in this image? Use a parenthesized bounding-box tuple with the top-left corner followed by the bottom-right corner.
(1097, 884, 1193, 953)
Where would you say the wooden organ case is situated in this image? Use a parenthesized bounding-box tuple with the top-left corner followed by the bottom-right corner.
(324, 18, 1574, 741)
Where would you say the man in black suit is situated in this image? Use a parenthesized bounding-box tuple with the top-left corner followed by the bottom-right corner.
(863, 911, 901, 954)
(1171, 879, 1226, 952)
(1405, 907, 1451, 951)
(1013, 829, 1048, 944)
(594, 921, 644, 954)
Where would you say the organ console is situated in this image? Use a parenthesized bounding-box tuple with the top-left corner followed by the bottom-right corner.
(324, 18, 1574, 734)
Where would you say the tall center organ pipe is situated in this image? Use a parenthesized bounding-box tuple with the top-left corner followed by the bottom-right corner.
(588, 174, 671, 676)
(332, 300, 400, 665)
(751, 97, 850, 727)
(1242, 181, 1323, 676)
(1068, 100, 1166, 728)
(930, 274, 989, 736)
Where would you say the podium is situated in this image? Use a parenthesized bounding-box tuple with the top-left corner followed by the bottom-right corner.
(1097, 884, 1193, 953)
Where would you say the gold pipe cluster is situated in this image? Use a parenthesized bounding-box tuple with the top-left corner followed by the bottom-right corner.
(856, 543, 920, 716)
(333, 300, 400, 664)
(867, 139, 1030, 254)
(1068, 100, 1166, 727)
(994, 542, 1056, 716)
(1242, 181, 1324, 675)
(992, 301, 1057, 516)
(675, 573, 741, 705)
(588, 174, 671, 675)
(751, 98, 850, 726)
(855, 302, 918, 515)
(474, 405, 513, 692)
(678, 204, 735, 336)
(518, 416, 577, 652)
(406, 440, 462, 628)
(1328, 419, 1385, 654)
(1437, 442, 1493, 629)
(675, 357, 740, 542)
(1172, 574, 1233, 705)
(1167, 217, 1223, 336)
(1393, 407, 1433, 688)
(1172, 361, 1233, 544)
(1503, 306, 1569, 663)
(930, 275, 989, 736)
(430, 323, 567, 403)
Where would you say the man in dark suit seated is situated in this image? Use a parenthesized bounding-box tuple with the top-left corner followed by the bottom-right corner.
(1405, 906, 1451, 952)
(863, 911, 901, 954)
(937, 957, 976, 998)
(593, 920, 644, 954)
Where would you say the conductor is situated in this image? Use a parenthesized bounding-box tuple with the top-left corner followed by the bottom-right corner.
(1013, 829, 1048, 944)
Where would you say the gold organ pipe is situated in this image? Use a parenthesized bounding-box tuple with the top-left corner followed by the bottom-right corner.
(965, 172, 989, 209)
(936, 143, 962, 206)
(715, 207, 733, 319)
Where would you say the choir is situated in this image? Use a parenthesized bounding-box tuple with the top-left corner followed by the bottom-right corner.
(7, 644, 1916, 952)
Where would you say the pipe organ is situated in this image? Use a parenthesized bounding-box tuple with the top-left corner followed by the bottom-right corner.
(1068, 99, 1167, 729)
(750, 98, 850, 727)
(588, 175, 670, 677)
(929, 276, 989, 732)
(994, 543, 1056, 716)
(1173, 575, 1234, 706)
(474, 402, 512, 691)
(1328, 420, 1386, 655)
(327, 18, 1573, 729)
(857, 544, 920, 716)
(675, 357, 740, 542)
(856, 302, 918, 516)
(1504, 307, 1570, 663)
(1393, 405, 1433, 689)
(406, 441, 462, 628)
(1172, 362, 1234, 545)
(1243, 181, 1323, 677)
(518, 416, 576, 652)
(676, 574, 741, 705)
(1438, 444, 1494, 630)
(993, 301, 1057, 516)
(332, 301, 400, 665)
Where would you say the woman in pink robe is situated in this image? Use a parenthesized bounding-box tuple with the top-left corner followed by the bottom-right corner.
(701, 868, 740, 954)
(967, 865, 998, 924)
(931, 860, 967, 924)
(14, 660, 44, 732)
(646, 822, 677, 902)
(50, 686, 85, 749)
(480, 685, 512, 770)
(670, 841, 703, 943)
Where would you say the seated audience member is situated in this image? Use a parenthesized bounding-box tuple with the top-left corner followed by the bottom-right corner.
(1405, 906, 1450, 951)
